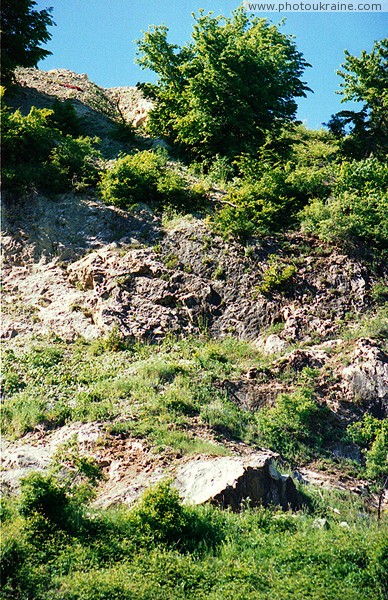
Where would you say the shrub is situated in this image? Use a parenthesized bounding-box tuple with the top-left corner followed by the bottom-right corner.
(19, 472, 70, 526)
(213, 163, 300, 240)
(286, 165, 331, 201)
(110, 120, 136, 143)
(300, 158, 388, 251)
(334, 157, 388, 194)
(99, 149, 206, 212)
(207, 154, 235, 186)
(347, 415, 388, 518)
(130, 481, 188, 546)
(48, 99, 84, 136)
(129, 481, 224, 553)
(213, 181, 291, 241)
(370, 282, 388, 304)
(1, 100, 102, 195)
(49, 135, 101, 192)
(301, 190, 388, 250)
(256, 388, 331, 463)
(2, 104, 55, 164)
(257, 254, 296, 295)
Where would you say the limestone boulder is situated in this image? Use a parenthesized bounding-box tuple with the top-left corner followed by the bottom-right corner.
(174, 453, 300, 511)
(255, 334, 289, 355)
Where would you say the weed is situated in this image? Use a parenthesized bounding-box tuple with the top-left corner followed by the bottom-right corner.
(164, 254, 179, 269)
(213, 265, 226, 280)
(257, 255, 297, 295)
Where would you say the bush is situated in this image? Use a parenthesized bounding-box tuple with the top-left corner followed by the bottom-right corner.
(130, 481, 188, 546)
(213, 161, 304, 240)
(301, 190, 388, 250)
(49, 135, 101, 192)
(334, 157, 388, 194)
(19, 472, 70, 527)
(98, 149, 169, 207)
(347, 415, 388, 518)
(110, 121, 136, 143)
(206, 154, 235, 186)
(256, 388, 331, 463)
(99, 149, 206, 211)
(129, 481, 223, 553)
(48, 99, 84, 137)
(213, 181, 291, 241)
(1, 99, 102, 195)
(257, 254, 296, 295)
(286, 165, 331, 201)
(300, 158, 388, 251)
(1, 105, 55, 168)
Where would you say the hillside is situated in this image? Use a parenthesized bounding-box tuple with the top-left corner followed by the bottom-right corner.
(1, 68, 387, 599)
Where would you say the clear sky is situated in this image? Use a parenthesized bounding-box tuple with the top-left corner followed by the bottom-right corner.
(35, 1, 387, 129)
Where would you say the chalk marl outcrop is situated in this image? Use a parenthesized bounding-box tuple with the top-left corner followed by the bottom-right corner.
(342, 338, 388, 417)
(174, 453, 300, 510)
(106, 86, 153, 128)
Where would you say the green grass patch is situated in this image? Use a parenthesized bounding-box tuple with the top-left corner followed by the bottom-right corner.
(0, 336, 264, 453)
(1, 477, 386, 600)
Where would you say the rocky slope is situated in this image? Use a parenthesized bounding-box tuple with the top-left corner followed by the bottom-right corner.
(2, 190, 387, 508)
(1, 193, 380, 344)
(6, 67, 153, 158)
(1, 68, 387, 512)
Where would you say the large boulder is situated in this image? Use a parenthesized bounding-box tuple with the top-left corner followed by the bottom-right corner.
(174, 453, 300, 511)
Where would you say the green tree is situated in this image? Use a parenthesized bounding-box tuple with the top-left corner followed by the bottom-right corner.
(326, 39, 388, 158)
(1, 0, 55, 85)
(136, 8, 310, 160)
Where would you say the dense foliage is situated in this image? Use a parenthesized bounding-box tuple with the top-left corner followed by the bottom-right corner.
(2, 13, 388, 599)
(98, 149, 206, 211)
(300, 157, 388, 252)
(326, 38, 388, 158)
(1, 98, 101, 195)
(136, 7, 310, 160)
(1, 473, 387, 599)
(1, 0, 55, 85)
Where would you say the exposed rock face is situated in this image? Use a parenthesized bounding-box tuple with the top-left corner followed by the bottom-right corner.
(342, 339, 388, 417)
(174, 453, 300, 510)
(273, 347, 329, 373)
(13, 68, 153, 130)
(106, 87, 153, 127)
(14, 68, 118, 120)
(0, 423, 105, 494)
(255, 334, 289, 355)
(0, 442, 51, 494)
(1, 426, 299, 511)
(2, 199, 383, 345)
(9, 68, 154, 159)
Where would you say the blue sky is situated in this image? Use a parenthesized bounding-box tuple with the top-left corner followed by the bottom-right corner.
(35, 1, 387, 129)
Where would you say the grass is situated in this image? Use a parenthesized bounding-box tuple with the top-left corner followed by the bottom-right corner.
(339, 305, 388, 347)
(1, 477, 387, 600)
(0, 332, 373, 465)
(0, 336, 265, 453)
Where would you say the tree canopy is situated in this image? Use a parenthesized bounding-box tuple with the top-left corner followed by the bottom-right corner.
(326, 39, 388, 158)
(136, 8, 310, 160)
(1, 0, 55, 85)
